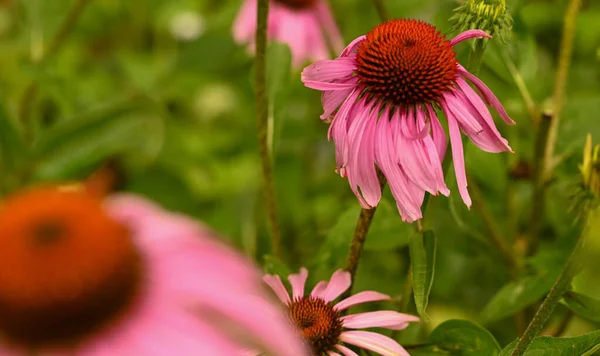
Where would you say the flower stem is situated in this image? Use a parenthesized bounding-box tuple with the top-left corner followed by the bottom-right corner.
(344, 173, 387, 295)
(510, 212, 590, 356)
(370, 0, 390, 22)
(19, 0, 90, 142)
(255, 0, 282, 258)
(543, 0, 582, 175)
(466, 40, 487, 75)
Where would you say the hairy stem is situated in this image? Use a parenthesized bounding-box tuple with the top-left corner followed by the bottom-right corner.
(510, 213, 590, 356)
(370, 0, 390, 22)
(19, 0, 91, 142)
(255, 0, 282, 257)
(543, 0, 582, 175)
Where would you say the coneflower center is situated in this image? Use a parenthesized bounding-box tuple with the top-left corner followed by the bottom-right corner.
(273, 0, 316, 10)
(288, 296, 343, 355)
(356, 19, 459, 106)
(0, 187, 142, 348)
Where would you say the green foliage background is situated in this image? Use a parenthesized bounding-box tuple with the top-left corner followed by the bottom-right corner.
(1, 0, 599, 353)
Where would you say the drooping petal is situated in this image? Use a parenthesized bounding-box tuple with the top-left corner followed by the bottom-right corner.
(334, 291, 390, 311)
(313, 0, 345, 53)
(263, 275, 291, 305)
(321, 269, 352, 303)
(427, 105, 447, 162)
(321, 77, 359, 120)
(288, 268, 309, 300)
(374, 110, 423, 222)
(346, 99, 382, 208)
(457, 65, 515, 125)
(232, 0, 257, 44)
(335, 344, 360, 356)
(340, 331, 410, 356)
(329, 89, 361, 172)
(449, 29, 492, 46)
(441, 97, 472, 208)
(341, 311, 420, 330)
(444, 93, 484, 135)
(301, 57, 357, 84)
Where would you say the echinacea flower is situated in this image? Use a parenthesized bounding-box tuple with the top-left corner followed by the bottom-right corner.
(233, 0, 344, 67)
(302, 19, 515, 222)
(0, 185, 307, 356)
(263, 268, 419, 356)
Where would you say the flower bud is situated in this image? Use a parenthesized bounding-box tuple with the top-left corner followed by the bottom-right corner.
(450, 0, 513, 44)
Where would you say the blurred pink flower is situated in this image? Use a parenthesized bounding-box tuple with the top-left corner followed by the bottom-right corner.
(301, 19, 514, 222)
(264, 268, 419, 356)
(233, 0, 344, 67)
(0, 186, 306, 356)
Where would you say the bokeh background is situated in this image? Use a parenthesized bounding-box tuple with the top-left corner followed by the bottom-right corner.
(0, 0, 599, 350)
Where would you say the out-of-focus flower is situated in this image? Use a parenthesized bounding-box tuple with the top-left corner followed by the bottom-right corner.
(302, 19, 514, 222)
(450, 0, 512, 44)
(263, 268, 419, 356)
(0, 185, 307, 355)
(169, 11, 205, 41)
(232, 0, 344, 67)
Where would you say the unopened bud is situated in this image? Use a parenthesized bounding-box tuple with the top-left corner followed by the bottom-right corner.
(450, 0, 513, 44)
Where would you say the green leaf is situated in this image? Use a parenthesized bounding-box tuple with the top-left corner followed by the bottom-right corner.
(562, 291, 600, 323)
(428, 320, 501, 356)
(365, 199, 412, 251)
(410, 229, 436, 322)
(0, 105, 28, 178)
(266, 42, 292, 102)
(263, 254, 292, 277)
(499, 330, 600, 356)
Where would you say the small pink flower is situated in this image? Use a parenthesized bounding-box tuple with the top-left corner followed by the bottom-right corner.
(301, 19, 515, 222)
(264, 268, 419, 356)
(0, 186, 306, 356)
(233, 0, 344, 67)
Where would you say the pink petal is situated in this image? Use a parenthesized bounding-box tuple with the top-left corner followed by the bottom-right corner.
(444, 93, 484, 135)
(374, 111, 423, 222)
(311, 281, 329, 298)
(321, 83, 355, 120)
(232, 0, 257, 44)
(341, 35, 366, 57)
(457, 65, 515, 125)
(329, 89, 361, 171)
(263, 275, 291, 305)
(321, 269, 352, 303)
(449, 29, 492, 46)
(441, 97, 472, 208)
(346, 99, 383, 208)
(340, 331, 410, 356)
(427, 105, 447, 162)
(336, 344, 360, 356)
(288, 267, 309, 299)
(301, 57, 357, 84)
(328, 352, 342, 356)
(334, 291, 390, 311)
(341, 311, 420, 330)
(416, 108, 450, 195)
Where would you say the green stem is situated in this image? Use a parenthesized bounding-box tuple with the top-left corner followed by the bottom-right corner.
(255, 0, 282, 258)
(528, 112, 553, 255)
(370, 0, 390, 22)
(510, 212, 591, 356)
(466, 40, 487, 75)
(19, 0, 91, 142)
(500, 48, 537, 122)
(543, 0, 582, 176)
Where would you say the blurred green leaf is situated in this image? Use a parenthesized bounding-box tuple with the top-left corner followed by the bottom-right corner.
(0, 105, 27, 175)
(410, 229, 436, 322)
(428, 319, 501, 356)
(263, 254, 292, 277)
(365, 199, 412, 251)
(266, 42, 292, 102)
(562, 291, 600, 323)
(499, 330, 600, 356)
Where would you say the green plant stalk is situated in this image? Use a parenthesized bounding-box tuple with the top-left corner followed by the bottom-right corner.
(19, 0, 91, 142)
(370, 0, 390, 22)
(466, 40, 487, 75)
(510, 213, 590, 356)
(255, 0, 282, 258)
(543, 0, 582, 176)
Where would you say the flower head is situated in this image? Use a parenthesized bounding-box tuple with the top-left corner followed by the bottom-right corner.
(0, 185, 306, 355)
(232, 0, 344, 67)
(450, 0, 512, 44)
(264, 268, 419, 355)
(302, 19, 515, 222)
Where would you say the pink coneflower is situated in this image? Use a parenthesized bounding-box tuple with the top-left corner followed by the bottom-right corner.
(233, 0, 344, 67)
(0, 186, 306, 355)
(301, 19, 515, 222)
(264, 268, 419, 355)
